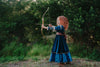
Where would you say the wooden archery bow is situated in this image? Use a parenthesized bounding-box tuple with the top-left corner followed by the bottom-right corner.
(41, 7, 49, 38)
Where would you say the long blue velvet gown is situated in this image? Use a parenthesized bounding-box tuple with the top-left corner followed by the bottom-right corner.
(48, 25, 72, 63)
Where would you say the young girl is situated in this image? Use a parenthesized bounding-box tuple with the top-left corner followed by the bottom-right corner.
(42, 16, 72, 65)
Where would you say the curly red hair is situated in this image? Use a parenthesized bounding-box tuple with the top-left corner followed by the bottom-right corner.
(57, 16, 69, 30)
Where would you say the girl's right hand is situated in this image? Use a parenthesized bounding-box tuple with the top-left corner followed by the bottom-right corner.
(49, 24, 52, 27)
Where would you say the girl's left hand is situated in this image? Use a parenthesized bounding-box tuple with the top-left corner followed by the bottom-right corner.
(41, 24, 48, 30)
(41, 24, 44, 28)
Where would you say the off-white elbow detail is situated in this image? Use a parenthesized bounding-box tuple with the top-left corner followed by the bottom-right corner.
(52, 26, 56, 32)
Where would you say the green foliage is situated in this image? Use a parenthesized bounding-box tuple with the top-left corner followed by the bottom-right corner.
(0, 41, 29, 57)
(0, 0, 99, 46)
(27, 43, 52, 56)
(0, 42, 52, 63)
(0, 0, 100, 62)
(0, 56, 24, 63)
(63, 0, 100, 48)
(69, 43, 100, 61)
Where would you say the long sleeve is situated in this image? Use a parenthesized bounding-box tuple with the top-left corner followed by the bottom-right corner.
(47, 25, 64, 33)
(47, 26, 56, 32)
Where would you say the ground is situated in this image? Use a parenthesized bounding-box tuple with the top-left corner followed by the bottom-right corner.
(0, 58, 100, 67)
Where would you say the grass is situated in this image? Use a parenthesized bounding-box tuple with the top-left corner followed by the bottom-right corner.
(0, 43, 52, 63)
(0, 42, 100, 63)
(27, 43, 52, 57)
(68, 43, 100, 61)
(0, 56, 24, 63)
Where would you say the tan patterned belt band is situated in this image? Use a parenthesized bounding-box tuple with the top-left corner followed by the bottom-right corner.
(56, 32, 64, 35)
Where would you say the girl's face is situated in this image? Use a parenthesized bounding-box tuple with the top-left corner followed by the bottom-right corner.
(57, 17, 60, 26)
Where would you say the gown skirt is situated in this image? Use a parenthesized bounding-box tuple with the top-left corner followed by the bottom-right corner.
(49, 35, 72, 63)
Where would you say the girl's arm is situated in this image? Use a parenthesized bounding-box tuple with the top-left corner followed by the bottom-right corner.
(41, 24, 48, 30)
(42, 24, 56, 32)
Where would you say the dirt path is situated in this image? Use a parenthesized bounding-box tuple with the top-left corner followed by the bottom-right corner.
(0, 58, 100, 67)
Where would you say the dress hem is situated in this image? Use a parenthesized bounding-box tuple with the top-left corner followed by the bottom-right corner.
(49, 52, 72, 63)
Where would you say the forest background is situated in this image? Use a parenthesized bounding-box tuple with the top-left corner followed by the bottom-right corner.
(0, 0, 100, 62)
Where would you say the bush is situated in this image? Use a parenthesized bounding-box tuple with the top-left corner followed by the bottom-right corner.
(27, 43, 52, 57)
(0, 41, 29, 57)
(69, 43, 100, 61)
